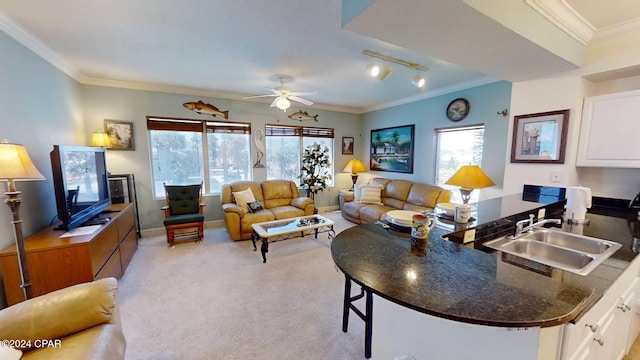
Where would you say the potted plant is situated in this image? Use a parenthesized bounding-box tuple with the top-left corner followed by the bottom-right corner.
(299, 142, 332, 199)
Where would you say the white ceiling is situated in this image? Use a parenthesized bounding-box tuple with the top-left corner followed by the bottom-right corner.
(0, 0, 638, 113)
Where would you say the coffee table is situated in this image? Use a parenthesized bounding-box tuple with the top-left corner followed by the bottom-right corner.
(251, 214, 335, 263)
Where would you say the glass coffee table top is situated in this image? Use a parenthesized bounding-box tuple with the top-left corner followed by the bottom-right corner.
(252, 214, 334, 237)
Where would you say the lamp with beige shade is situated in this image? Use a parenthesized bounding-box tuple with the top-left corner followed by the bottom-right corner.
(445, 165, 494, 204)
(0, 139, 45, 300)
(343, 159, 367, 190)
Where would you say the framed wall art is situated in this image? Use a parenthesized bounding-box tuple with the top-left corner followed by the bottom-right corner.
(341, 136, 354, 155)
(104, 120, 135, 150)
(510, 109, 569, 163)
(370, 124, 415, 173)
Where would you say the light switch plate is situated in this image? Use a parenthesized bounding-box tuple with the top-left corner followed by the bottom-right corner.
(551, 171, 561, 182)
(538, 208, 546, 220)
(463, 229, 476, 244)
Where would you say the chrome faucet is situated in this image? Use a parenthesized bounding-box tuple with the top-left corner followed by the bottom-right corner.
(511, 214, 562, 238)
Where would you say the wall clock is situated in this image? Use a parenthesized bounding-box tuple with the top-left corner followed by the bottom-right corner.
(446, 98, 470, 122)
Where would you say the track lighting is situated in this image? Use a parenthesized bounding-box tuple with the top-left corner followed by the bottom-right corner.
(363, 50, 429, 88)
(378, 63, 392, 80)
(412, 74, 426, 88)
(366, 62, 380, 77)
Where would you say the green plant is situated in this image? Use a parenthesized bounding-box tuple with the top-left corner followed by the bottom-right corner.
(299, 142, 332, 198)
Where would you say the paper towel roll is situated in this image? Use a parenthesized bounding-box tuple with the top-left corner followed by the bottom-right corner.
(566, 186, 592, 220)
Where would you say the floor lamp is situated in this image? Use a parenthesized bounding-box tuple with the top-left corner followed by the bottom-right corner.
(0, 139, 44, 300)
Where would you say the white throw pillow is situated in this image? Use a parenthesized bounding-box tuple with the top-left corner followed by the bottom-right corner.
(232, 188, 256, 212)
(0, 346, 22, 360)
(354, 184, 383, 205)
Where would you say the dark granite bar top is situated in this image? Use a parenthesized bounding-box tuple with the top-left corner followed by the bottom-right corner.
(331, 195, 640, 328)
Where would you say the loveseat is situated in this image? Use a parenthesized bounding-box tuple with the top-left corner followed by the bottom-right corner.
(341, 178, 451, 224)
(221, 180, 315, 241)
(0, 277, 126, 360)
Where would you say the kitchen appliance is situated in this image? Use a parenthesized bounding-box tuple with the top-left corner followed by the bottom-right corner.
(565, 186, 592, 223)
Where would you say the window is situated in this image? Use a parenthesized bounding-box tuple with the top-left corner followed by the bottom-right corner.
(434, 125, 485, 203)
(265, 125, 334, 186)
(147, 117, 251, 197)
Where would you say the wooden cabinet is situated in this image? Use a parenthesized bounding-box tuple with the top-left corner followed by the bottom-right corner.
(0, 203, 137, 306)
(577, 89, 640, 168)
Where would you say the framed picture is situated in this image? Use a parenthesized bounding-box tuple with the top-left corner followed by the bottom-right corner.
(104, 120, 135, 150)
(510, 109, 569, 163)
(341, 136, 354, 155)
(370, 124, 415, 173)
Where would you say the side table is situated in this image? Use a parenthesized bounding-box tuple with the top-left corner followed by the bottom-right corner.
(339, 189, 354, 210)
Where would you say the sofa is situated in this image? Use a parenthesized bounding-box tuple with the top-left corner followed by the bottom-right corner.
(0, 277, 126, 360)
(221, 180, 315, 241)
(341, 178, 451, 224)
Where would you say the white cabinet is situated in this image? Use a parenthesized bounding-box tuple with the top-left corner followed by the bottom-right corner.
(562, 258, 640, 360)
(577, 89, 640, 168)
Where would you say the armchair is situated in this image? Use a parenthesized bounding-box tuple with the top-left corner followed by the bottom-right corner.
(162, 183, 205, 248)
(0, 277, 126, 359)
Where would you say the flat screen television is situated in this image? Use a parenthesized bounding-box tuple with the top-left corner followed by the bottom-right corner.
(50, 145, 111, 230)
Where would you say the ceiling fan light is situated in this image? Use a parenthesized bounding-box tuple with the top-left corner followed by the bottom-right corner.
(412, 75, 426, 88)
(377, 64, 392, 80)
(276, 97, 291, 111)
(366, 62, 380, 77)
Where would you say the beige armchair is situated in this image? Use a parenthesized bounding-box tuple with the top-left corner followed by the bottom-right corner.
(0, 278, 126, 360)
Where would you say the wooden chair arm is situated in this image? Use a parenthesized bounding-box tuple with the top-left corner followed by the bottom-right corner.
(161, 205, 170, 218)
(199, 203, 206, 214)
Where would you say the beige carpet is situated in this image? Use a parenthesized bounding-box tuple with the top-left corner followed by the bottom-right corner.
(117, 211, 367, 360)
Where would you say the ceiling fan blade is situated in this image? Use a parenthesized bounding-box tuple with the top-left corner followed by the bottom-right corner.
(265, 87, 281, 95)
(242, 94, 277, 100)
(290, 91, 317, 97)
(269, 97, 279, 107)
(288, 96, 313, 106)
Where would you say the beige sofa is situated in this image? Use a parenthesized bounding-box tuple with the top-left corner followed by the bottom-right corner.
(341, 178, 451, 224)
(0, 277, 125, 360)
(221, 180, 315, 241)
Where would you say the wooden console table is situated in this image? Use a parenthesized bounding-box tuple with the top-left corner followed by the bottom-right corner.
(0, 203, 137, 306)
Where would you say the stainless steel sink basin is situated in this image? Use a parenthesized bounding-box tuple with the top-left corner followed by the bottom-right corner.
(484, 229, 622, 276)
(520, 229, 612, 254)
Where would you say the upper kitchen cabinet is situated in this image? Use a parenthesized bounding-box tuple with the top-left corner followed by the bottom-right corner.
(577, 89, 640, 168)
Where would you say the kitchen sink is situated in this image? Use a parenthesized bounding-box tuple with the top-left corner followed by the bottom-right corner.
(484, 229, 622, 276)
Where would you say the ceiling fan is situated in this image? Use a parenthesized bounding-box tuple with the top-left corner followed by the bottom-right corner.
(243, 75, 316, 111)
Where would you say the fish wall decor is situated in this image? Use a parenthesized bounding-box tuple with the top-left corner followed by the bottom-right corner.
(183, 101, 229, 119)
(287, 110, 318, 122)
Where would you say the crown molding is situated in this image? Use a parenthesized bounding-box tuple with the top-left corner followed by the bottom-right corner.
(592, 17, 640, 43)
(363, 76, 500, 113)
(525, 0, 595, 45)
(0, 12, 80, 79)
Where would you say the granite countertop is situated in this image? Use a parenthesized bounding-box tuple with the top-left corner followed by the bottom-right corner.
(331, 197, 640, 328)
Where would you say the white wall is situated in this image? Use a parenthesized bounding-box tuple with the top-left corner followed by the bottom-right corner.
(0, 31, 83, 307)
(81, 85, 362, 231)
(504, 75, 640, 200)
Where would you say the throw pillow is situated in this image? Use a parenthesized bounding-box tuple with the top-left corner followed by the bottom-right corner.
(0, 346, 22, 360)
(354, 184, 383, 205)
(232, 188, 256, 212)
(247, 200, 264, 213)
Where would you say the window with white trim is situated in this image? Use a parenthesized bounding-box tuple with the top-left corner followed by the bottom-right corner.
(147, 117, 251, 197)
(265, 125, 334, 186)
(434, 124, 485, 203)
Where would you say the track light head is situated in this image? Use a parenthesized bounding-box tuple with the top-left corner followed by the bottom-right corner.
(378, 63, 392, 80)
(366, 62, 380, 77)
(412, 75, 426, 88)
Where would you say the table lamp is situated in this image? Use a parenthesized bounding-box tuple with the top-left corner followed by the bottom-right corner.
(343, 159, 367, 190)
(445, 165, 494, 204)
(91, 131, 112, 147)
(0, 139, 45, 300)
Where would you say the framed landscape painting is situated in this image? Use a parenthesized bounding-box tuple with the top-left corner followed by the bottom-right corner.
(510, 110, 569, 163)
(370, 124, 414, 173)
